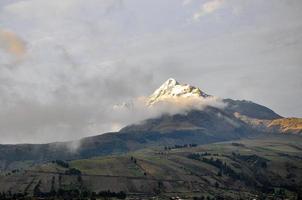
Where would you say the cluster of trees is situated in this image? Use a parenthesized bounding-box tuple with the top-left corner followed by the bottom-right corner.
(0, 192, 28, 199)
(65, 168, 82, 175)
(203, 157, 242, 180)
(231, 143, 245, 147)
(164, 144, 197, 150)
(232, 153, 267, 169)
(130, 156, 137, 164)
(187, 152, 222, 160)
(96, 190, 126, 199)
(4, 168, 21, 176)
(187, 152, 211, 160)
(130, 157, 147, 176)
(32, 180, 127, 200)
(52, 160, 69, 168)
(187, 154, 245, 181)
(189, 153, 272, 189)
(193, 196, 217, 200)
(1, 186, 128, 200)
(33, 188, 126, 199)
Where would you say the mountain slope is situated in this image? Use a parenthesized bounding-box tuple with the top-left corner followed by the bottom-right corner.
(0, 78, 301, 172)
(1, 135, 302, 199)
(120, 106, 249, 136)
(0, 115, 251, 172)
(267, 118, 302, 134)
(223, 99, 282, 120)
(125, 79, 299, 136)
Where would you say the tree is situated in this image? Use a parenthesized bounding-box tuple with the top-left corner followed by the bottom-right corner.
(65, 168, 82, 175)
(217, 170, 222, 177)
(33, 180, 42, 197)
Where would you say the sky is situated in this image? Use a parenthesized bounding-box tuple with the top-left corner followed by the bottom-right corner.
(0, 0, 301, 144)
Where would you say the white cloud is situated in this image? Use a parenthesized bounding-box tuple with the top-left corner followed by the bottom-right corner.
(193, 0, 225, 20)
(0, 0, 301, 143)
(111, 95, 226, 131)
(183, 0, 193, 6)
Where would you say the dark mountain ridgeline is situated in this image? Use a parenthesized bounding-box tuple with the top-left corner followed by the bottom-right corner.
(223, 99, 282, 120)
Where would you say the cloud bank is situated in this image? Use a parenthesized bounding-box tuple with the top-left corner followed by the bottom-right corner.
(0, 0, 301, 144)
(111, 95, 226, 131)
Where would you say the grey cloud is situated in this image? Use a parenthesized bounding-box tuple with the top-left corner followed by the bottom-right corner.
(0, 0, 301, 143)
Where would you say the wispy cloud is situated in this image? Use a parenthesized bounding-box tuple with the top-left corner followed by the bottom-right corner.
(193, 0, 225, 20)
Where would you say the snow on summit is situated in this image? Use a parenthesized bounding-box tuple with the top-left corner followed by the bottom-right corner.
(147, 78, 210, 105)
(113, 78, 223, 116)
(111, 78, 225, 131)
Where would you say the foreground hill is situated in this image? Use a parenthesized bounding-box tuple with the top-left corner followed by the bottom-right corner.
(1, 134, 302, 199)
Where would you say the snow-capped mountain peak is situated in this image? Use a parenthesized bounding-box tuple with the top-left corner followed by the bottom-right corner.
(147, 78, 209, 105)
